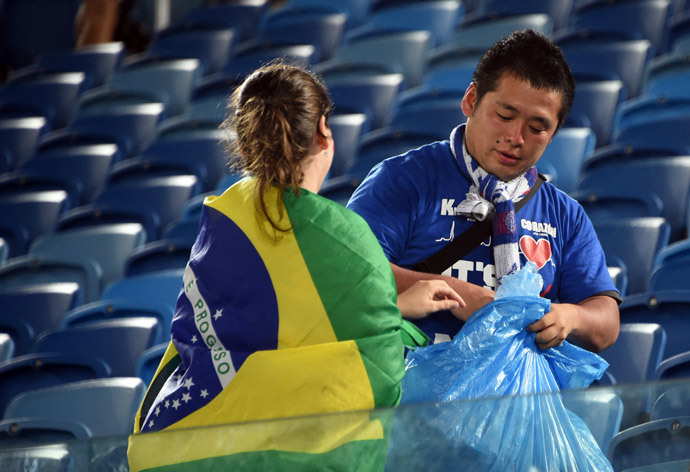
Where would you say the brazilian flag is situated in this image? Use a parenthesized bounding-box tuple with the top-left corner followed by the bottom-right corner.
(128, 178, 405, 471)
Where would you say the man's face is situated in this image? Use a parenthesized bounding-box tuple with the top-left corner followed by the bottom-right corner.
(461, 73, 562, 182)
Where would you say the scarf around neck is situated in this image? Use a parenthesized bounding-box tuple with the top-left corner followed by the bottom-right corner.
(450, 125, 539, 284)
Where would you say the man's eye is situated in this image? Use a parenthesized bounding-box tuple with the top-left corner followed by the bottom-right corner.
(497, 113, 510, 120)
(530, 126, 546, 133)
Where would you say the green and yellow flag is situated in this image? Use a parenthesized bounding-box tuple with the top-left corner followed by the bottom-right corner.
(128, 178, 405, 471)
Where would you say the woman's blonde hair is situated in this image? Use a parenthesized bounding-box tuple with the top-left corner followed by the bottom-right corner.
(222, 60, 333, 232)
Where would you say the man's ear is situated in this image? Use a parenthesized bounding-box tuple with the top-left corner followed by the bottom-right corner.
(461, 82, 477, 117)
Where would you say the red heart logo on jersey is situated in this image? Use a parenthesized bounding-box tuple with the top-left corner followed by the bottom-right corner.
(519, 236, 552, 270)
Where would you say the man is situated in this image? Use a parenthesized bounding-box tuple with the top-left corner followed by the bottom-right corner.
(347, 30, 620, 352)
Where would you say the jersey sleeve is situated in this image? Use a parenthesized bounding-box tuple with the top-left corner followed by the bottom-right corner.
(556, 204, 621, 304)
(346, 159, 418, 264)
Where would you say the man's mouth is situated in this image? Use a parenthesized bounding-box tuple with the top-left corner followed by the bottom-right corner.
(497, 150, 520, 161)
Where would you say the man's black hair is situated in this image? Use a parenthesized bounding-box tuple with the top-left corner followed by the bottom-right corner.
(472, 29, 575, 128)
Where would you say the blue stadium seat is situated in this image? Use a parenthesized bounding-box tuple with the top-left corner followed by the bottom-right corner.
(613, 114, 690, 159)
(562, 389, 623, 453)
(558, 35, 654, 98)
(643, 52, 690, 100)
(449, 13, 554, 51)
(143, 27, 237, 76)
(567, 80, 626, 146)
(655, 351, 690, 382)
(32, 317, 161, 377)
(600, 323, 667, 385)
(470, 0, 573, 30)
(101, 269, 184, 312)
(344, 1, 462, 47)
(80, 58, 202, 118)
(537, 127, 595, 193)
(671, 9, 690, 50)
(0, 334, 14, 364)
(650, 383, 690, 420)
(0, 352, 110, 416)
(286, 0, 371, 29)
(592, 217, 670, 295)
(221, 42, 317, 81)
(124, 237, 194, 277)
(61, 298, 174, 345)
(0, 238, 7, 266)
(136, 343, 168, 387)
(58, 175, 199, 243)
(607, 416, 690, 471)
(424, 51, 480, 90)
(348, 128, 446, 176)
(321, 72, 404, 130)
(29, 223, 146, 298)
(0, 116, 47, 172)
(328, 112, 369, 178)
(3, 144, 118, 208)
(578, 157, 690, 243)
(619, 291, 690, 360)
(3, 377, 146, 438)
(258, 9, 347, 62)
(600, 322, 667, 430)
(0, 0, 81, 69)
(329, 30, 433, 88)
(0, 72, 85, 130)
(0, 189, 70, 258)
(112, 128, 228, 193)
(0, 282, 81, 356)
(0, 418, 89, 448)
(650, 258, 690, 291)
(571, 186, 664, 221)
(38, 103, 165, 161)
(569, 0, 674, 54)
(175, 1, 270, 42)
(653, 238, 690, 269)
(29, 42, 126, 91)
(390, 94, 465, 137)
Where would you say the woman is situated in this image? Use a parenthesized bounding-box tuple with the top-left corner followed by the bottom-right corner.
(129, 61, 462, 472)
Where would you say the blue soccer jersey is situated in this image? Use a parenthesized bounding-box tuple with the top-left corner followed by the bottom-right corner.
(347, 126, 619, 341)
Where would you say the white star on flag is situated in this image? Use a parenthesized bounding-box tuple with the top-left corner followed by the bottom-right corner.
(148, 419, 154, 428)
(172, 399, 181, 410)
(200, 389, 209, 398)
(183, 377, 195, 390)
(191, 335, 198, 343)
(182, 392, 192, 403)
(154, 406, 160, 417)
(164, 399, 170, 408)
(213, 309, 223, 320)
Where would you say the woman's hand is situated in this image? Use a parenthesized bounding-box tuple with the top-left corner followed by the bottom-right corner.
(397, 280, 465, 319)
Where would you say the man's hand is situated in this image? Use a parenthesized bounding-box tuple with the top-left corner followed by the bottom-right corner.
(397, 280, 465, 319)
(526, 296, 619, 352)
(526, 303, 577, 350)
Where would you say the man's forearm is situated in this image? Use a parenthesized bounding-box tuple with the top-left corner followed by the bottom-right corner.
(567, 295, 620, 352)
(391, 263, 494, 321)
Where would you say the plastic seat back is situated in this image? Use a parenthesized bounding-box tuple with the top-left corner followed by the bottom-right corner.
(592, 217, 670, 295)
(0, 352, 110, 416)
(620, 291, 690, 360)
(334, 30, 432, 89)
(29, 223, 147, 295)
(32, 318, 161, 377)
(0, 282, 81, 356)
(0, 190, 70, 258)
(607, 416, 690, 471)
(537, 127, 595, 193)
(0, 116, 47, 172)
(579, 156, 690, 243)
(4, 377, 146, 438)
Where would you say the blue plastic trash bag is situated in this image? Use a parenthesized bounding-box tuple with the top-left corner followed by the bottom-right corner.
(387, 262, 613, 471)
